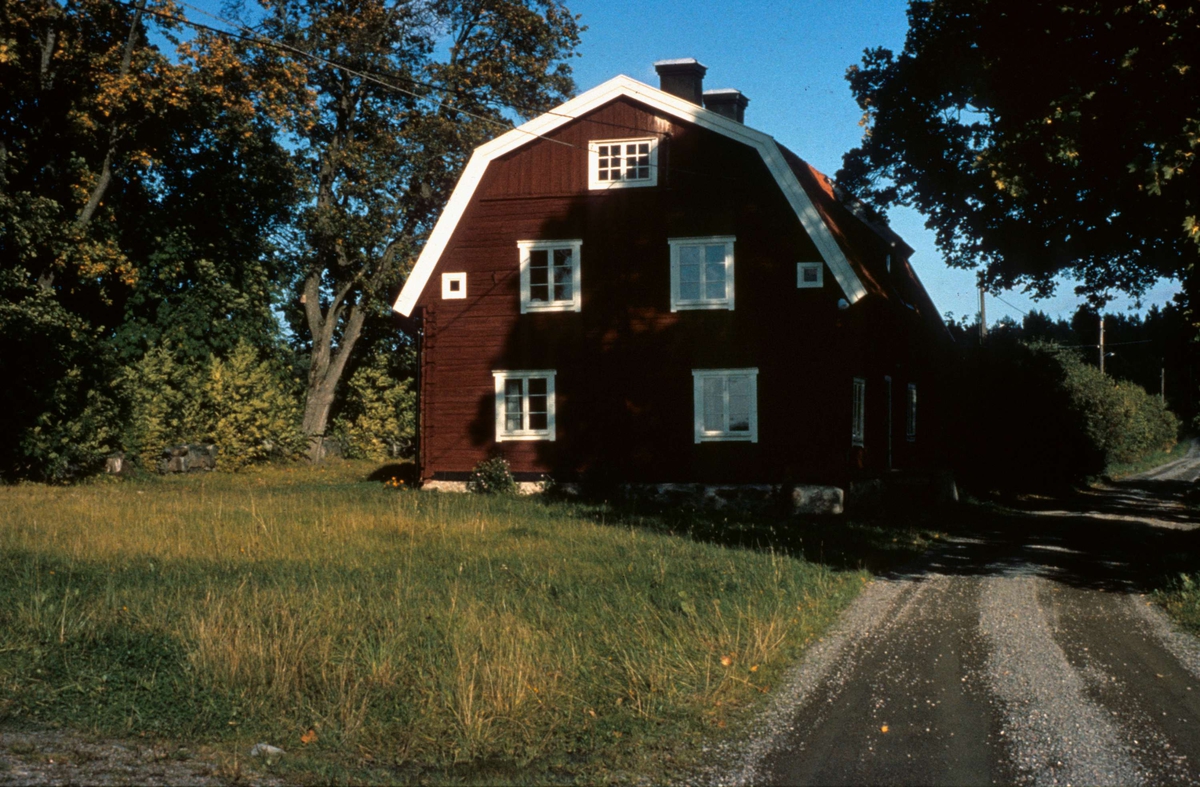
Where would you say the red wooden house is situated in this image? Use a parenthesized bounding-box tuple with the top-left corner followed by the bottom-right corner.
(392, 59, 950, 494)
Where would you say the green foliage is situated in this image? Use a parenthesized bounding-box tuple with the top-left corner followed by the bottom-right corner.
(331, 351, 415, 461)
(1156, 572, 1200, 636)
(950, 338, 1178, 490)
(841, 0, 1200, 307)
(467, 457, 517, 495)
(119, 344, 207, 468)
(1054, 347, 1178, 466)
(204, 341, 304, 470)
(0, 271, 122, 481)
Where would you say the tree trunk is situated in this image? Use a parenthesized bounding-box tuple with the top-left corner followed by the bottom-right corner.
(300, 272, 368, 461)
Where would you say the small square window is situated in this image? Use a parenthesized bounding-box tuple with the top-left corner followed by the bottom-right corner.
(493, 370, 556, 441)
(588, 138, 658, 190)
(517, 240, 582, 313)
(797, 262, 823, 289)
(693, 369, 758, 443)
(442, 272, 467, 299)
(670, 236, 735, 311)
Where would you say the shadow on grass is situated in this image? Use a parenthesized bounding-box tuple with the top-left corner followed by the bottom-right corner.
(536, 471, 1200, 598)
(538, 493, 947, 576)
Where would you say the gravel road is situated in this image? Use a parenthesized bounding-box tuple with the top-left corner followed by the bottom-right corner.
(715, 449, 1200, 786)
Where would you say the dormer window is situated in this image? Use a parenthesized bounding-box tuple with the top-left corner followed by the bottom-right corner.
(588, 138, 658, 189)
(518, 239, 583, 313)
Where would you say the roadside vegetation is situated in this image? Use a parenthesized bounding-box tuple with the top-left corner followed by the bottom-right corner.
(949, 333, 1178, 492)
(0, 461, 935, 784)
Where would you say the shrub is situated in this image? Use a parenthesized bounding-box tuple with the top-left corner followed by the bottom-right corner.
(204, 340, 305, 470)
(0, 274, 122, 482)
(950, 339, 1178, 491)
(467, 457, 516, 495)
(331, 351, 415, 461)
(119, 344, 208, 468)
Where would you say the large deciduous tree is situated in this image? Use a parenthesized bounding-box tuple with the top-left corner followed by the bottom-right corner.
(244, 0, 581, 460)
(0, 0, 296, 478)
(840, 0, 1199, 310)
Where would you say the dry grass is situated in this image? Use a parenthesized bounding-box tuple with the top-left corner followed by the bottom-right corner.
(0, 462, 871, 782)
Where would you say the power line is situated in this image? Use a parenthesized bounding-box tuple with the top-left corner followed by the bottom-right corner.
(109, 0, 573, 148)
(108, 0, 747, 182)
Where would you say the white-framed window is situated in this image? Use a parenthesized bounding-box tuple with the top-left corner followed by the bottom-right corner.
(797, 262, 823, 289)
(852, 377, 866, 447)
(517, 240, 582, 314)
(493, 370, 556, 441)
(906, 383, 917, 441)
(441, 272, 467, 299)
(692, 368, 758, 443)
(588, 138, 658, 189)
(669, 236, 736, 311)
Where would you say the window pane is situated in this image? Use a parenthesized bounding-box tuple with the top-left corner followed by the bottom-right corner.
(505, 379, 524, 432)
(528, 378, 548, 431)
(704, 244, 725, 264)
(728, 376, 751, 431)
(553, 249, 573, 301)
(679, 246, 701, 269)
(705, 263, 726, 300)
(803, 265, 819, 283)
(703, 377, 724, 432)
(680, 280, 701, 301)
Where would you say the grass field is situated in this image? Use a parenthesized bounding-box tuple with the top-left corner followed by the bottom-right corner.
(0, 462, 934, 783)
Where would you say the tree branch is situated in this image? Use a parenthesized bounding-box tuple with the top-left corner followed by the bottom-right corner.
(75, 0, 147, 232)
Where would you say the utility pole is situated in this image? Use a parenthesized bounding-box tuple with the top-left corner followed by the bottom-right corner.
(979, 286, 987, 344)
(1099, 314, 1105, 375)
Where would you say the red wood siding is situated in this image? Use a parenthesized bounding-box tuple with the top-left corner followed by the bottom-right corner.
(415, 97, 946, 484)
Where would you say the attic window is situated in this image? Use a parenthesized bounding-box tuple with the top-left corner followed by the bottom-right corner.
(441, 272, 466, 299)
(588, 138, 658, 189)
(797, 262, 823, 289)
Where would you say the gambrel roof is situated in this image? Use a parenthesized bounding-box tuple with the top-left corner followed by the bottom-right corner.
(394, 74, 890, 317)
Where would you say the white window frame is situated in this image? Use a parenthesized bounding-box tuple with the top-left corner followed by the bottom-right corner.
(852, 377, 866, 447)
(669, 236, 736, 312)
(588, 137, 659, 190)
(441, 272, 467, 299)
(797, 262, 824, 289)
(493, 370, 556, 442)
(517, 239, 582, 314)
(906, 383, 917, 442)
(692, 368, 758, 443)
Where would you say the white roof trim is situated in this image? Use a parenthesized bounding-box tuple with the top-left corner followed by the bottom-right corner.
(392, 75, 868, 317)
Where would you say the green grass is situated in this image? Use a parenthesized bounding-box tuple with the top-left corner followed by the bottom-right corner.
(1155, 572, 1200, 636)
(1104, 444, 1184, 480)
(0, 462, 933, 784)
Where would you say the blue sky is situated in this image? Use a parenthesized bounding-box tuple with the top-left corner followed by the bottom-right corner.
(560, 0, 1180, 323)
(178, 0, 1180, 323)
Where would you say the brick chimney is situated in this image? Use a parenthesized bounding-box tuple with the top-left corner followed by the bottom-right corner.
(653, 58, 707, 105)
(703, 89, 750, 123)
